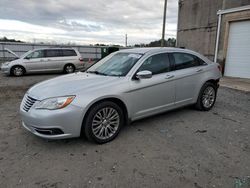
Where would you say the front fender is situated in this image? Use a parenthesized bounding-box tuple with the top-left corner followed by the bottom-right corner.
(74, 94, 129, 126)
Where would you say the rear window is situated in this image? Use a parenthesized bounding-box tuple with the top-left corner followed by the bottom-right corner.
(62, 49, 77, 57)
(172, 53, 201, 70)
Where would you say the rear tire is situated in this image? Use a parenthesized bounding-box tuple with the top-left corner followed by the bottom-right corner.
(64, 64, 75, 74)
(83, 101, 124, 144)
(11, 66, 25, 76)
(195, 82, 217, 111)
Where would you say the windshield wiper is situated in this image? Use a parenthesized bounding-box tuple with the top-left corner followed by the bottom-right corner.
(86, 70, 108, 76)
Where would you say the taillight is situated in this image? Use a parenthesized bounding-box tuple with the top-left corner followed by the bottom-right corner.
(79, 57, 83, 62)
(218, 65, 222, 72)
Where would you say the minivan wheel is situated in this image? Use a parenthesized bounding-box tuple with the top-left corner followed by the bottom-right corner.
(64, 64, 75, 74)
(195, 82, 217, 111)
(11, 66, 25, 76)
(84, 101, 124, 144)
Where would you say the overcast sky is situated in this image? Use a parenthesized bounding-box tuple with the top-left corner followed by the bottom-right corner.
(0, 0, 178, 46)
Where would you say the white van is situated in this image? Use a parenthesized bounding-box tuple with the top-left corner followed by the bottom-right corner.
(1, 48, 85, 76)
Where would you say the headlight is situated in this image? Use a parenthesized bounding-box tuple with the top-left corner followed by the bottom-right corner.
(3, 62, 10, 66)
(34, 96, 75, 110)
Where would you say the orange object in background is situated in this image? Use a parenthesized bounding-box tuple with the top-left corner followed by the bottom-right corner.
(88, 58, 92, 64)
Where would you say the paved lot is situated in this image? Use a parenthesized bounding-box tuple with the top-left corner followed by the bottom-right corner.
(0, 73, 250, 188)
(220, 76, 250, 92)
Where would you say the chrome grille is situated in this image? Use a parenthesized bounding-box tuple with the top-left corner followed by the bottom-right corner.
(23, 95, 37, 112)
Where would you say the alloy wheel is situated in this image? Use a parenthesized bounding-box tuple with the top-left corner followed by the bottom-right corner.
(202, 86, 215, 108)
(91, 107, 120, 140)
(65, 65, 74, 73)
(13, 67, 24, 76)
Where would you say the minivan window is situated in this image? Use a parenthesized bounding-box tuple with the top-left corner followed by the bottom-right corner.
(138, 53, 171, 75)
(172, 53, 201, 70)
(45, 50, 62, 58)
(26, 50, 44, 59)
(62, 49, 77, 56)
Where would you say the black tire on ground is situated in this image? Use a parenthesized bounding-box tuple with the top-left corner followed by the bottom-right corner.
(11, 66, 25, 76)
(195, 82, 217, 111)
(64, 64, 75, 74)
(83, 101, 124, 144)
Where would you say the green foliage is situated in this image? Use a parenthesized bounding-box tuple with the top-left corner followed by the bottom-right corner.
(134, 38, 176, 47)
(0, 36, 24, 43)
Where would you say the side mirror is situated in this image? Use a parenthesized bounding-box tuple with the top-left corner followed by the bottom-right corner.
(136, 70, 152, 79)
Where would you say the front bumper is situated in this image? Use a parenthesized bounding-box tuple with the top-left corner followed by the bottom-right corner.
(76, 63, 86, 71)
(0, 64, 10, 74)
(20, 100, 85, 140)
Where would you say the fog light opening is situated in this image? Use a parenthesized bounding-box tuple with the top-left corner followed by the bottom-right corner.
(33, 128, 64, 135)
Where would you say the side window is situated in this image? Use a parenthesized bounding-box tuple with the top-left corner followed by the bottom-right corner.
(199, 58, 207, 65)
(62, 50, 77, 56)
(26, 50, 44, 59)
(172, 53, 200, 70)
(138, 53, 171, 75)
(45, 50, 62, 58)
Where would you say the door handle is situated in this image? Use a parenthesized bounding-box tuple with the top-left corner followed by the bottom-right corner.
(165, 75, 174, 79)
(40, 59, 50, 62)
(196, 68, 203, 72)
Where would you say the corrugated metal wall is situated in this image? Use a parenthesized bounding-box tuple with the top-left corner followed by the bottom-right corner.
(0, 42, 102, 63)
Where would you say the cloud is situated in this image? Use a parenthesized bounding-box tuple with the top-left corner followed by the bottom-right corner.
(0, 0, 178, 45)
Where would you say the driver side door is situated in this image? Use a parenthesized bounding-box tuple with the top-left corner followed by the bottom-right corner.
(23, 50, 47, 72)
(127, 53, 175, 120)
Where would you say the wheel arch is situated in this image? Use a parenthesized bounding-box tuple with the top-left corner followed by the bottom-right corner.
(195, 80, 218, 111)
(10, 65, 26, 75)
(206, 78, 219, 84)
(80, 97, 129, 136)
(194, 78, 220, 103)
(64, 63, 75, 69)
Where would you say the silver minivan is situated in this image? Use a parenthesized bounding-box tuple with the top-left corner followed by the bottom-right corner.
(1, 48, 84, 76)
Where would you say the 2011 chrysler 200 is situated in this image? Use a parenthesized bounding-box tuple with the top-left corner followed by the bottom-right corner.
(20, 48, 222, 144)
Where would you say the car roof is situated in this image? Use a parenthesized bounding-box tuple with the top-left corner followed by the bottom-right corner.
(119, 47, 198, 55)
(118, 47, 211, 63)
(33, 48, 75, 51)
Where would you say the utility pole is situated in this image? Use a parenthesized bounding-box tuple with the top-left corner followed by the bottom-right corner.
(222, 0, 226, 9)
(161, 0, 167, 47)
(125, 34, 128, 47)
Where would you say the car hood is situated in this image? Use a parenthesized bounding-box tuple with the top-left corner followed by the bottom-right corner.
(5, 48, 19, 58)
(27, 72, 124, 100)
(10, 58, 21, 64)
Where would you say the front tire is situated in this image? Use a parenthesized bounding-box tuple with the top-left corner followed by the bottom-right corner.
(11, 66, 25, 76)
(84, 101, 124, 144)
(195, 82, 217, 111)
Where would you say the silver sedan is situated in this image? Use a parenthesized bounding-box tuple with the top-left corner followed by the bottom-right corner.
(20, 47, 222, 143)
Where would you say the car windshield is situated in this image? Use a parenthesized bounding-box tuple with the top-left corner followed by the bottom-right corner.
(87, 52, 143, 77)
(21, 50, 33, 59)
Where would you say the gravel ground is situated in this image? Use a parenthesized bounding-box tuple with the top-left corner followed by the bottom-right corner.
(0, 73, 250, 188)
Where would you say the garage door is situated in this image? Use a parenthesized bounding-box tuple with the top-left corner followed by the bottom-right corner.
(224, 20, 250, 79)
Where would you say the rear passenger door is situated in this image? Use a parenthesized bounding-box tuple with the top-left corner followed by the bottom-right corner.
(61, 49, 79, 68)
(170, 52, 207, 105)
(44, 49, 63, 71)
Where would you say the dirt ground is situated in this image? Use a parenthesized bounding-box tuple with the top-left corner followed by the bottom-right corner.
(0, 73, 250, 188)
